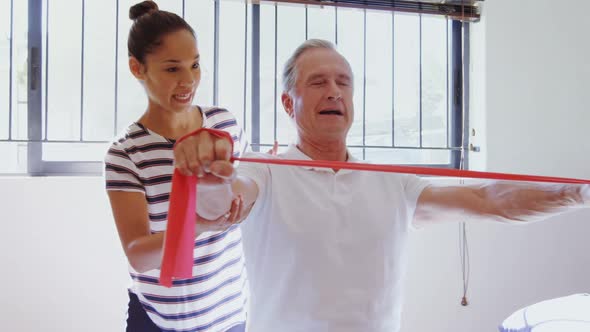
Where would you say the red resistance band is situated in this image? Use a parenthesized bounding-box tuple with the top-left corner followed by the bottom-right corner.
(159, 128, 235, 287)
(160, 128, 590, 286)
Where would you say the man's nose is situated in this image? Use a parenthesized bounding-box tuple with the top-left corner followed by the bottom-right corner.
(326, 81, 342, 101)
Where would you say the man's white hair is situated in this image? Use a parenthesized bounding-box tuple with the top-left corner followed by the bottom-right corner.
(282, 39, 350, 93)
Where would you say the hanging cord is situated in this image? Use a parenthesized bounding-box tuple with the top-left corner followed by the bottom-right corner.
(458, 0, 470, 307)
(459, 220, 470, 306)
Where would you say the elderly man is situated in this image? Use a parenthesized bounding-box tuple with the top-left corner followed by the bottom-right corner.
(173, 39, 588, 332)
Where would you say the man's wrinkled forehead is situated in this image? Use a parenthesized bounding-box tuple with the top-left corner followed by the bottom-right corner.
(295, 48, 353, 81)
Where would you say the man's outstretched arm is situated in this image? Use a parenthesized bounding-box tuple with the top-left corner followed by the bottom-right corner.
(413, 182, 589, 227)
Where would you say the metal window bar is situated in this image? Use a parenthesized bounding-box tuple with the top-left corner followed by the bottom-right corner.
(461, 22, 470, 170)
(334, 6, 338, 45)
(114, 0, 119, 136)
(8, 0, 14, 140)
(251, 3, 261, 151)
(79, 0, 85, 141)
(43, 0, 49, 140)
(243, 0, 248, 133)
(362, 9, 367, 160)
(27, 0, 43, 175)
(419, 14, 423, 148)
(446, 18, 450, 148)
(305, 6, 308, 40)
(273, 3, 278, 143)
(450, 19, 467, 169)
(395, 17, 401, 149)
(213, 0, 220, 106)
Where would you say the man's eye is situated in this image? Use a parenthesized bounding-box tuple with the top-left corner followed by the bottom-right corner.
(166, 67, 178, 73)
(193, 63, 200, 69)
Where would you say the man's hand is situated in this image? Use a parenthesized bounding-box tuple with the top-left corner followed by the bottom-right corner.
(195, 195, 252, 235)
(580, 184, 590, 205)
(267, 141, 279, 156)
(173, 130, 235, 183)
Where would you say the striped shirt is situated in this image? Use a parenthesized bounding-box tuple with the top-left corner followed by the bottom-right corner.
(104, 107, 249, 332)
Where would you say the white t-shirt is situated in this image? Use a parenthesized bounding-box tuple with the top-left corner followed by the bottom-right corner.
(238, 145, 429, 332)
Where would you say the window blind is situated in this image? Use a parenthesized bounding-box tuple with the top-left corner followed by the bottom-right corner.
(255, 0, 482, 21)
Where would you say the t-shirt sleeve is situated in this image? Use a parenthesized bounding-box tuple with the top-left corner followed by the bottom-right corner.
(403, 174, 430, 230)
(227, 120, 248, 158)
(236, 152, 272, 219)
(104, 144, 145, 194)
(235, 126, 249, 157)
(204, 107, 249, 158)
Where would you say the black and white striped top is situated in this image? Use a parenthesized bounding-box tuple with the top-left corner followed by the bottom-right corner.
(104, 106, 249, 332)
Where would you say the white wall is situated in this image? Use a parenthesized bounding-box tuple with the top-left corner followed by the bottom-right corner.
(0, 177, 129, 331)
(2, 1, 590, 331)
(403, 0, 590, 331)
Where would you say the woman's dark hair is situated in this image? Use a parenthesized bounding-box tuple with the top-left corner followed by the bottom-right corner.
(128, 1, 196, 63)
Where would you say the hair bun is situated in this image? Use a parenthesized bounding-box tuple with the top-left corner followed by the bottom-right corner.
(129, 1, 159, 20)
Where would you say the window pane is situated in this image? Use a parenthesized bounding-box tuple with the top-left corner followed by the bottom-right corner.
(0, 0, 11, 139)
(0, 142, 27, 173)
(393, 13, 420, 147)
(0, 0, 28, 141)
(348, 147, 364, 161)
(185, 0, 214, 107)
(156, 0, 182, 15)
(421, 16, 448, 148)
(116, 0, 147, 133)
(365, 10, 393, 147)
(337, 8, 365, 146)
(218, 0, 247, 128)
(307, 5, 336, 43)
(244, 5, 252, 138)
(0, 0, 26, 174)
(259, 3, 276, 146)
(275, 4, 305, 145)
(46, 0, 82, 140)
(82, 1, 117, 141)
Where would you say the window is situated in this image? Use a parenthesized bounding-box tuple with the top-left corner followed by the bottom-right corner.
(0, 0, 29, 174)
(0, 0, 468, 175)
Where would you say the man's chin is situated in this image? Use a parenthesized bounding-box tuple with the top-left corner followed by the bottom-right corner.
(315, 129, 349, 141)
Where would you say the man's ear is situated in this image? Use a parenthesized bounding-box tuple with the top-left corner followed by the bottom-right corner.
(282, 92, 294, 118)
(129, 57, 146, 80)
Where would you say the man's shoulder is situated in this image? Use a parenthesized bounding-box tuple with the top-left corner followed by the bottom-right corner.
(242, 151, 273, 159)
(237, 151, 273, 172)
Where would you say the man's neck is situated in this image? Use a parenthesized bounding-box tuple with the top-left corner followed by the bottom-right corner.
(296, 136, 348, 162)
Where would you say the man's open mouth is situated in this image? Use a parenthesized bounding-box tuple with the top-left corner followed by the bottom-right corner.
(318, 110, 343, 115)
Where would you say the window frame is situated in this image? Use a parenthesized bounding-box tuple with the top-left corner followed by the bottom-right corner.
(18, 0, 469, 176)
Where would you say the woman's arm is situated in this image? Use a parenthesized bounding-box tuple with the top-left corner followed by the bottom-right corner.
(108, 191, 164, 273)
(108, 190, 245, 273)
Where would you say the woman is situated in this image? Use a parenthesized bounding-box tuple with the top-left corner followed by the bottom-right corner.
(104, 1, 248, 331)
